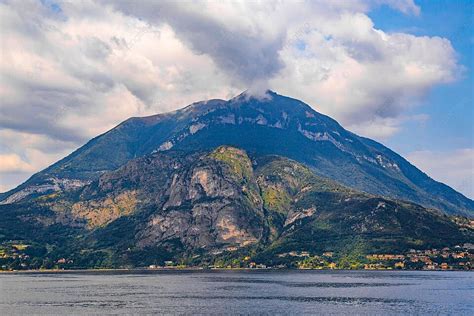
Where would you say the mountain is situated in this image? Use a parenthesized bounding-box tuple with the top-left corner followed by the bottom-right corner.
(2, 90, 472, 216)
(0, 146, 471, 269)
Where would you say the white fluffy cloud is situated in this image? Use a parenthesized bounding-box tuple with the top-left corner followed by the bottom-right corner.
(0, 0, 466, 193)
(407, 149, 474, 199)
(0, 129, 73, 192)
(271, 14, 459, 137)
(0, 153, 34, 173)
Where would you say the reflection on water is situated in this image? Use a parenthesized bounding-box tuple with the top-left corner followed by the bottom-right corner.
(0, 270, 472, 315)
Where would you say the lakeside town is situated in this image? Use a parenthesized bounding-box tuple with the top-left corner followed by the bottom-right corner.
(1, 242, 473, 271)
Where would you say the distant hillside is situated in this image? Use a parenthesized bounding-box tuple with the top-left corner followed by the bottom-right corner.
(0, 147, 471, 269)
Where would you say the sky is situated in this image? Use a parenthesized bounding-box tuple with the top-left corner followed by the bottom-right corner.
(0, 0, 472, 198)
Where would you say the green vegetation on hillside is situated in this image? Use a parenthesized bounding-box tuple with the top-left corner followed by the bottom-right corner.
(0, 147, 472, 271)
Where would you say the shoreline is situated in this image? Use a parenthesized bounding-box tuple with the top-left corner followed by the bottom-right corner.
(1, 267, 471, 274)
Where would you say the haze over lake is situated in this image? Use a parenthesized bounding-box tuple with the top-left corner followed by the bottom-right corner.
(1, 270, 472, 315)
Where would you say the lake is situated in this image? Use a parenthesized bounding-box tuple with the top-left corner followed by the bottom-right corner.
(0, 270, 472, 315)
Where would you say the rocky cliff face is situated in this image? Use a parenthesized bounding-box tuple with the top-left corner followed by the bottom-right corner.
(44, 147, 267, 253)
(136, 147, 265, 251)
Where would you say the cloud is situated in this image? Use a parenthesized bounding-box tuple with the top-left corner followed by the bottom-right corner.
(271, 13, 459, 139)
(0, 0, 465, 192)
(0, 129, 75, 191)
(406, 149, 474, 199)
(376, 0, 420, 16)
(0, 154, 34, 173)
(107, 0, 422, 89)
(108, 0, 289, 86)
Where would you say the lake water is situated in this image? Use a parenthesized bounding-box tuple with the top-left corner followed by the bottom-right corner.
(0, 270, 472, 315)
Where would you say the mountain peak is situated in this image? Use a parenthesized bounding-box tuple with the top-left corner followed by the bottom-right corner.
(232, 89, 278, 100)
(226, 90, 319, 118)
(134, 90, 312, 124)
